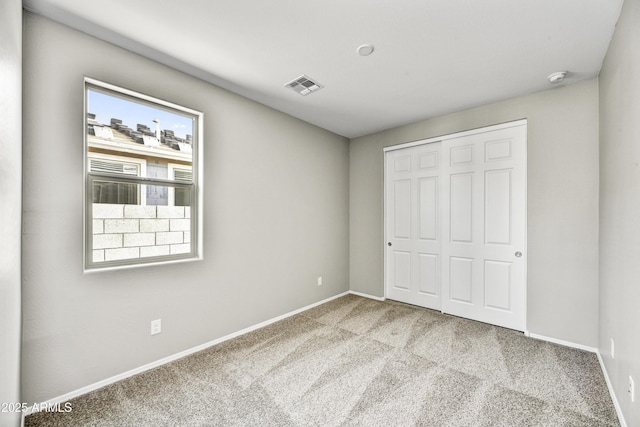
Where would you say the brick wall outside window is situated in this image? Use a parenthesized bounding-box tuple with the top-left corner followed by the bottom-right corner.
(92, 204, 191, 262)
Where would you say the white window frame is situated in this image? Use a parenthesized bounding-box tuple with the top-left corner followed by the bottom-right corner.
(84, 78, 204, 272)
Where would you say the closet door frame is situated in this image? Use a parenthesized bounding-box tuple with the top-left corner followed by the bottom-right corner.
(383, 119, 527, 331)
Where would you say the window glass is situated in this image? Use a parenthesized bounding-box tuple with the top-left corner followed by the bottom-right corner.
(85, 79, 202, 270)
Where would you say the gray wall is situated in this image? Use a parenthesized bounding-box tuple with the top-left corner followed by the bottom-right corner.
(350, 79, 600, 347)
(0, 1, 22, 426)
(599, 0, 640, 424)
(22, 13, 349, 404)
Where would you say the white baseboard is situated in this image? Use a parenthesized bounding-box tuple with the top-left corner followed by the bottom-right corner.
(28, 293, 625, 426)
(23, 290, 350, 418)
(524, 331, 598, 353)
(349, 290, 385, 301)
(596, 351, 628, 427)
(524, 332, 627, 426)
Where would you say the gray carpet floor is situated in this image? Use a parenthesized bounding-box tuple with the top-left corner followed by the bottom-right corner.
(26, 294, 619, 426)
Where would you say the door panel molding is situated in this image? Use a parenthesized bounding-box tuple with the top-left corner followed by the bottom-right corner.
(384, 120, 527, 331)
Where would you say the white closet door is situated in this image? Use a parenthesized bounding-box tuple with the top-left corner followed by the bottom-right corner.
(441, 125, 526, 331)
(385, 142, 442, 310)
(384, 122, 527, 331)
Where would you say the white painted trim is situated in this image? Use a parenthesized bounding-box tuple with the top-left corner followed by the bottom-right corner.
(22, 291, 350, 418)
(524, 331, 598, 353)
(383, 119, 528, 153)
(349, 290, 386, 301)
(22, 291, 625, 427)
(525, 333, 627, 425)
(383, 149, 387, 302)
(596, 351, 627, 427)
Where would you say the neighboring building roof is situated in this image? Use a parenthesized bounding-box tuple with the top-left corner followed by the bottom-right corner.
(87, 113, 192, 163)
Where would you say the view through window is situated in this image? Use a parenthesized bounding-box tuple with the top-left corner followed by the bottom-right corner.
(85, 79, 202, 270)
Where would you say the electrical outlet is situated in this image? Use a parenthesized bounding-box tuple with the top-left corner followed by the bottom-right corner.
(317, 276, 323, 286)
(611, 338, 615, 359)
(151, 319, 162, 335)
(629, 376, 635, 402)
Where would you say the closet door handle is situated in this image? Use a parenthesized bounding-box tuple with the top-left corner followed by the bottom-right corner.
(515, 251, 522, 257)
(388, 242, 392, 247)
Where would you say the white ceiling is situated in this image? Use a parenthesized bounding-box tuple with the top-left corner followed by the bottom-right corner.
(23, 0, 623, 138)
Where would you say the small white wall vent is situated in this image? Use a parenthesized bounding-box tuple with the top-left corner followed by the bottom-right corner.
(284, 75, 323, 96)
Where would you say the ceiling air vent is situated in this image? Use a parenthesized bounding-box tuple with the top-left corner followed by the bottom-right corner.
(284, 75, 323, 96)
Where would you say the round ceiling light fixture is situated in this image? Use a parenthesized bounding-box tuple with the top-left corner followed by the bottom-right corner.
(357, 44, 375, 56)
(548, 71, 568, 84)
